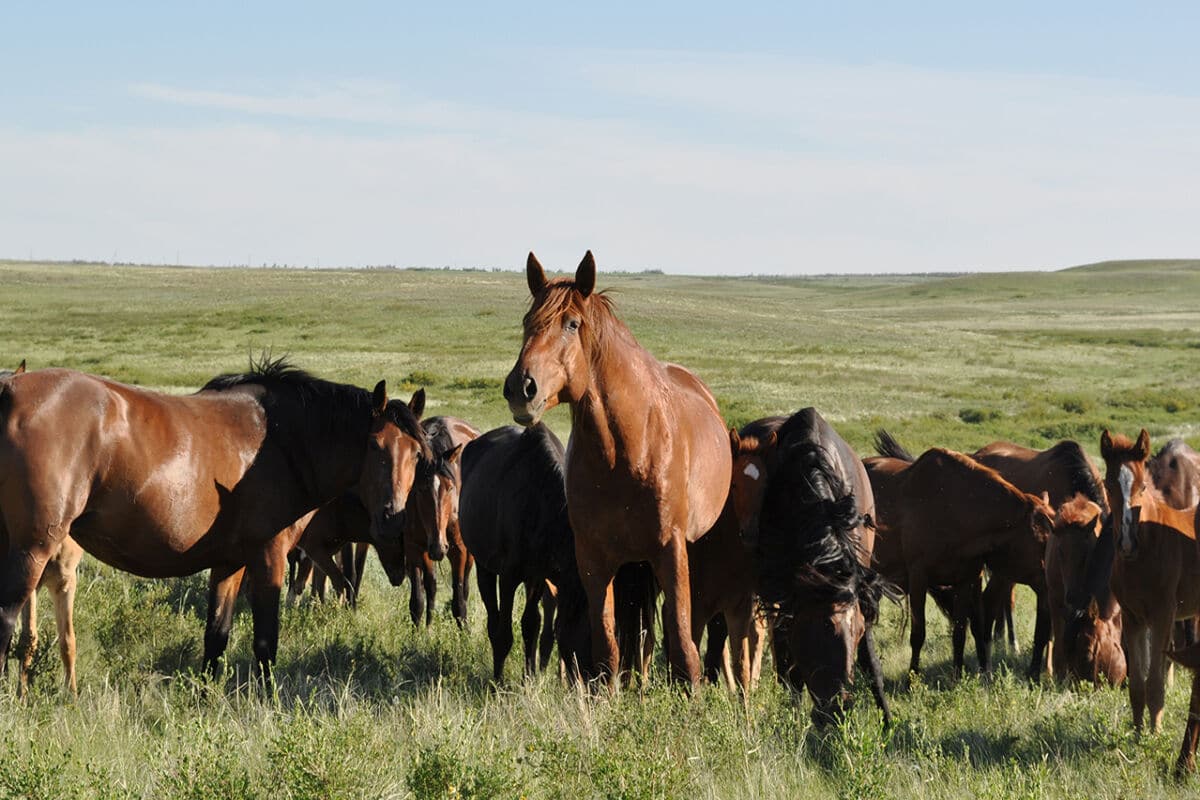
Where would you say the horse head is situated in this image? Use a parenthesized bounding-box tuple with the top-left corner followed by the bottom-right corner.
(358, 384, 429, 547)
(413, 443, 463, 562)
(1100, 429, 1151, 559)
(504, 251, 599, 426)
(728, 427, 778, 546)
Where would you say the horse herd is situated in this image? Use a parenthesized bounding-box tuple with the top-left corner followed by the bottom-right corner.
(2, 253, 1200, 778)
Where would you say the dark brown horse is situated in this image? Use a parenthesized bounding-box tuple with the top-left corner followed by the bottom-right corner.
(971, 439, 1109, 660)
(458, 424, 590, 682)
(1168, 641, 1200, 776)
(1046, 495, 1125, 684)
(1101, 429, 1200, 733)
(1149, 438, 1200, 511)
(866, 447, 1055, 680)
(0, 357, 429, 681)
(403, 415, 479, 627)
(504, 252, 731, 686)
(753, 408, 893, 725)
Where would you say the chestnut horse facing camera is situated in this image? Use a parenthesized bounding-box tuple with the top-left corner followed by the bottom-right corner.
(0, 357, 429, 682)
(1101, 429, 1200, 734)
(504, 251, 732, 686)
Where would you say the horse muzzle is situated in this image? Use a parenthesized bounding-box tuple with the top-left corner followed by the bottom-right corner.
(503, 370, 545, 426)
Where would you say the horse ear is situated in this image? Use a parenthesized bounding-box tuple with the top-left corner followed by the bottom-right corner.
(444, 443, 464, 465)
(1041, 491, 1051, 507)
(14, 359, 25, 374)
(409, 388, 426, 420)
(575, 250, 596, 298)
(728, 428, 741, 456)
(1100, 430, 1114, 459)
(526, 252, 547, 295)
(372, 380, 388, 414)
(765, 430, 778, 450)
(1135, 429, 1151, 461)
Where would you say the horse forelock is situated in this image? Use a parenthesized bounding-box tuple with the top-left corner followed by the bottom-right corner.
(1055, 494, 1102, 530)
(522, 279, 629, 367)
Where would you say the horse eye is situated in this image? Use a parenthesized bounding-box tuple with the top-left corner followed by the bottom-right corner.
(565, 318, 580, 332)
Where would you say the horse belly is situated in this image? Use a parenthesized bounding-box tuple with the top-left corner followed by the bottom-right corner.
(70, 492, 226, 577)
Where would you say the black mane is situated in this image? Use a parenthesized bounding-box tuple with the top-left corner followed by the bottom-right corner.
(874, 429, 915, 462)
(1045, 440, 1107, 513)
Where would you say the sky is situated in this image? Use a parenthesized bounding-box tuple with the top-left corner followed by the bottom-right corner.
(3, 2, 1199, 274)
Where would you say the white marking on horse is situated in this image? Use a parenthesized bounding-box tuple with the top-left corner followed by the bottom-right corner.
(1118, 464, 1135, 551)
(742, 463, 761, 481)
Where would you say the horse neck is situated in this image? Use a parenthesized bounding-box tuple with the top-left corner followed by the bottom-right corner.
(569, 329, 664, 467)
(266, 394, 370, 504)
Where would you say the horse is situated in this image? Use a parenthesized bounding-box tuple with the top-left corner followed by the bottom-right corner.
(1101, 429, 1200, 733)
(0, 356, 430, 682)
(1168, 641, 1200, 777)
(458, 424, 590, 682)
(866, 447, 1055, 680)
(504, 251, 732, 687)
(403, 415, 479, 627)
(1045, 495, 1125, 684)
(970, 439, 1109, 660)
(1149, 438, 1200, 510)
(753, 409, 893, 724)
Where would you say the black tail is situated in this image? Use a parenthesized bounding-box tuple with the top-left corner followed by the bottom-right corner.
(874, 430, 915, 462)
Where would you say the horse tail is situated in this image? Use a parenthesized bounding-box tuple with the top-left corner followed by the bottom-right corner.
(874, 430, 915, 462)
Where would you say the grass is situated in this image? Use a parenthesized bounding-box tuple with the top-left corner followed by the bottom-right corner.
(2, 258, 1200, 798)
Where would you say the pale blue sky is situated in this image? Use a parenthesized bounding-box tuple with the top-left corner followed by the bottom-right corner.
(3, 3, 1199, 273)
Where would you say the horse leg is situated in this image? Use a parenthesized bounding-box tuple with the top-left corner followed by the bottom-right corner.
(203, 565, 246, 677)
(422, 555, 437, 627)
(353, 542, 369, 597)
(339, 542, 357, 604)
(306, 544, 355, 608)
(312, 562, 328, 602)
(449, 536, 470, 628)
(1025, 585, 1051, 683)
(1123, 618, 1150, 732)
(653, 539, 701, 687)
(1006, 585, 1019, 654)
(950, 581, 973, 678)
(16, 591, 36, 696)
(408, 561, 426, 626)
(703, 613, 729, 687)
(770, 620, 795, 688)
(246, 543, 288, 689)
(968, 578, 991, 674)
(44, 551, 79, 695)
(577, 545, 619, 686)
(477, 567, 505, 683)
(286, 553, 314, 607)
(497, 574, 520, 681)
(907, 574, 928, 675)
(749, 614, 768, 688)
(726, 606, 757, 696)
(858, 624, 892, 727)
(1147, 610, 1176, 733)
(538, 586, 556, 671)
(1176, 668, 1200, 777)
(520, 581, 544, 676)
(1050, 601, 1067, 683)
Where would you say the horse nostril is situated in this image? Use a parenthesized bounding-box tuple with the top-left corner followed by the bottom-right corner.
(522, 375, 537, 401)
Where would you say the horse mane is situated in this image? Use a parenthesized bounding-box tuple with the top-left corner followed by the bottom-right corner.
(874, 429, 915, 462)
(203, 353, 431, 463)
(756, 422, 900, 625)
(1055, 494, 1102, 530)
(420, 418, 461, 480)
(523, 278, 634, 368)
(1044, 440, 1107, 511)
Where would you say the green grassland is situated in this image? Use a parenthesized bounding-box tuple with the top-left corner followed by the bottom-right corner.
(1, 258, 1199, 799)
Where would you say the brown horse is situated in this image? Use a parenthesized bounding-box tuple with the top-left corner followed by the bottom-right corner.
(1149, 438, 1200, 511)
(866, 448, 1055, 680)
(504, 252, 731, 686)
(754, 408, 893, 724)
(403, 415, 479, 627)
(1168, 641, 1200, 776)
(459, 424, 590, 681)
(971, 439, 1109, 660)
(1101, 429, 1200, 733)
(0, 357, 429, 681)
(1045, 494, 1125, 684)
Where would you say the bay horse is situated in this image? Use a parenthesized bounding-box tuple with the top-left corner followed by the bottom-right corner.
(753, 409, 893, 725)
(504, 251, 731, 686)
(0, 357, 430, 681)
(458, 424, 590, 682)
(971, 439, 1108, 660)
(1101, 429, 1200, 733)
(1149, 438, 1200, 511)
(866, 447, 1055, 680)
(403, 415, 479, 627)
(1045, 494, 1125, 684)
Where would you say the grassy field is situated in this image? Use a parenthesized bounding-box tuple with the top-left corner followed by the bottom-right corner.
(1, 258, 1199, 799)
